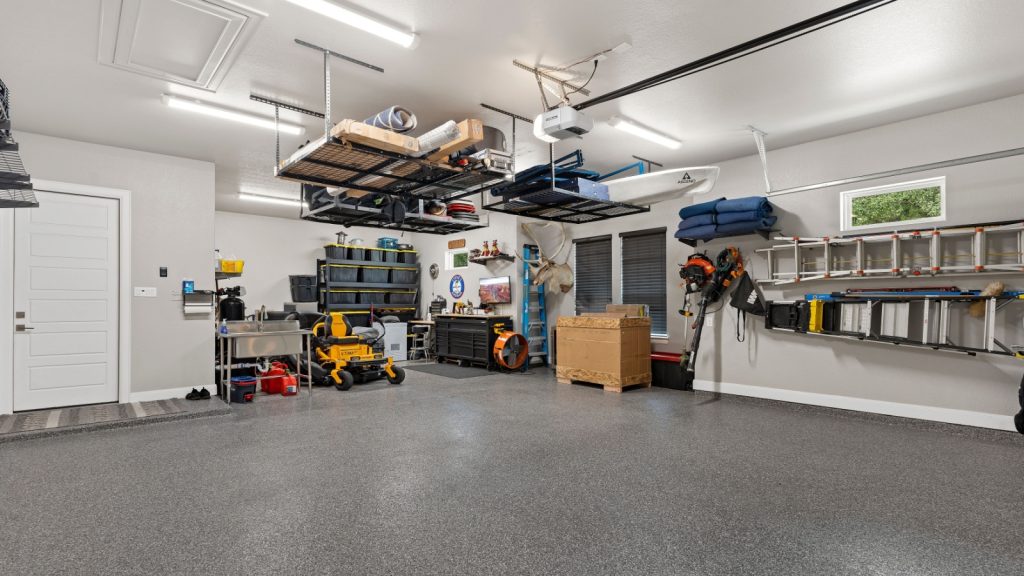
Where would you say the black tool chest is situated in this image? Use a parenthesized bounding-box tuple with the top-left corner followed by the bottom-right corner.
(435, 315, 513, 369)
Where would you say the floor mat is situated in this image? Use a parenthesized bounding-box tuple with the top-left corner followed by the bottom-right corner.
(0, 399, 187, 436)
(405, 363, 493, 379)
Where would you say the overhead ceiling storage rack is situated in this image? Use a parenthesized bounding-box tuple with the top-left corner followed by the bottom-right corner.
(261, 39, 509, 234)
(0, 77, 38, 209)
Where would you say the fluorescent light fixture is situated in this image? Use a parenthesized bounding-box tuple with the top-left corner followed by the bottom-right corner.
(238, 192, 307, 208)
(284, 0, 417, 48)
(532, 113, 559, 144)
(162, 94, 305, 136)
(607, 115, 681, 149)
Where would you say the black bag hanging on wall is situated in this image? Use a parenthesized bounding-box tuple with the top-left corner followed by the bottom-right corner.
(729, 271, 766, 341)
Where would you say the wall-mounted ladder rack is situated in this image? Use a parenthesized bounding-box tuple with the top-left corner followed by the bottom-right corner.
(757, 221, 1024, 285)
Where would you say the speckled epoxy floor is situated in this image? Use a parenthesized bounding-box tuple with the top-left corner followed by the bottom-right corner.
(1, 367, 1022, 575)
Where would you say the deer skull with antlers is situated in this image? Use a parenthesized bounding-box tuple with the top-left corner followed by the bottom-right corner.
(516, 222, 574, 293)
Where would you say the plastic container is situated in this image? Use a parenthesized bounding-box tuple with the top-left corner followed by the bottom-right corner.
(290, 285, 317, 302)
(362, 267, 389, 283)
(281, 374, 299, 396)
(219, 259, 244, 274)
(324, 290, 358, 304)
(384, 250, 399, 263)
(378, 237, 399, 249)
(360, 291, 387, 304)
(391, 268, 417, 284)
(260, 363, 288, 394)
(388, 291, 417, 304)
(367, 248, 384, 262)
(324, 244, 347, 259)
(326, 265, 359, 282)
(349, 247, 366, 261)
(399, 251, 418, 264)
(230, 376, 257, 403)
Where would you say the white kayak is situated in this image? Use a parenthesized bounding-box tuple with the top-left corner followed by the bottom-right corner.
(604, 166, 720, 206)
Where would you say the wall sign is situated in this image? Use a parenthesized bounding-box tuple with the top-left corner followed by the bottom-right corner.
(449, 274, 465, 298)
(448, 238, 466, 249)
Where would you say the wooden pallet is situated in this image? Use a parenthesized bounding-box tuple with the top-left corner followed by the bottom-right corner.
(555, 367, 652, 393)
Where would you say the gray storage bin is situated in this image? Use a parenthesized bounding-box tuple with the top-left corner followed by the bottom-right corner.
(349, 247, 366, 261)
(360, 292, 387, 304)
(384, 250, 399, 263)
(391, 268, 417, 284)
(362, 267, 390, 283)
(399, 251, 418, 264)
(325, 291, 358, 304)
(290, 285, 317, 302)
(325, 245, 347, 259)
(327, 265, 359, 282)
(367, 248, 384, 262)
(388, 292, 416, 304)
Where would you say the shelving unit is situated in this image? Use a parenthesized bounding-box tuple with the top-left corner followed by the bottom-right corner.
(484, 187, 648, 224)
(302, 192, 489, 235)
(318, 246, 421, 327)
(470, 253, 514, 264)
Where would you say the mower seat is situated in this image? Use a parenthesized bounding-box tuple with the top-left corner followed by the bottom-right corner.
(324, 312, 370, 346)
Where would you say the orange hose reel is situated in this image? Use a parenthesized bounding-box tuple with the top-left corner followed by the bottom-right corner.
(493, 331, 528, 370)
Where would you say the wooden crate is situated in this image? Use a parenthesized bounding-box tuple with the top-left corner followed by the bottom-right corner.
(555, 316, 652, 393)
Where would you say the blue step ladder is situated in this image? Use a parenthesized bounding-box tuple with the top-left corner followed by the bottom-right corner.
(522, 244, 549, 367)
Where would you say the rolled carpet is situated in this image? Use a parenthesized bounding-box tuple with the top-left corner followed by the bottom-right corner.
(364, 105, 418, 133)
(677, 213, 716, 230)
(716, 196, 770, 213)
(679, 197, 724, 219)
(674, 224, 717, 241)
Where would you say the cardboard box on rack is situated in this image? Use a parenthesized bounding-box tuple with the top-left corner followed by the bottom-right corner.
(332, 120, 421, 155)
(425, 119, 485, 162)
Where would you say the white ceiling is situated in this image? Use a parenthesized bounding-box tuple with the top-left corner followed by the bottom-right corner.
(3, 0, 1024, 219)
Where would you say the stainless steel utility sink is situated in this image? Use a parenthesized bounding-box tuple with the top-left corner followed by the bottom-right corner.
(221, 320, 304, 358)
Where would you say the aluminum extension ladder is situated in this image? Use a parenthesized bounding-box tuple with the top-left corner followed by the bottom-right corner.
(756, 221, 1024, 286)
(522, 244, 549, 366)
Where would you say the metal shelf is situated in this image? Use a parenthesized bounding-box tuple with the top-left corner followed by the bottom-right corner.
(470, 254, 514, 264)
(323, 282, 418, 290)
(324, 257, 418, 269)
(302, 194, 489, 235)
(484, 186, 648, 224)
(322, 304, 417, 311)
(677, 229, 773, 248)
(278, 135, 508, 201)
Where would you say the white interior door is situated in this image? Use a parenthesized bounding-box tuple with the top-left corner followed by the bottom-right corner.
(13, 191, 119, 411)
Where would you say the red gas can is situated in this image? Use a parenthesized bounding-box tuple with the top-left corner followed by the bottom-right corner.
(259, 362, 288, 394)
(281, 374, 299, 396)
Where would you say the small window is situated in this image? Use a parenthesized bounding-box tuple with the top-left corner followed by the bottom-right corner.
(841, 177, 945, 232)
(445, 249, 469, 270)
(620, 228, 667, 337)
(573, 235, 612, 315)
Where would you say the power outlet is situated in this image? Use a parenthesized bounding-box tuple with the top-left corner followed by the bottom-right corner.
(133, 287, 158, 298)
(705, 315, 714, 328)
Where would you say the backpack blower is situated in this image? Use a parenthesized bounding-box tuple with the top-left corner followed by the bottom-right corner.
(678, 247, 744, 389)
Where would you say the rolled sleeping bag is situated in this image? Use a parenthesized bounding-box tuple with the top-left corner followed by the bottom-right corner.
(415, 121, 461, 156)
(677, 213, 716, 231)
(674, 224, 717, 241)
(679, 197, 725, 219)
(364, 106, 417, 133)
(716, 196, 771, 214)
(715, 216, 777, 236)
(716, 209, 772, 225)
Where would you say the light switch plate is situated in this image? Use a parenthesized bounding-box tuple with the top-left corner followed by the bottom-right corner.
(705, 315, 714, 328)
(134, 287, 157, 298)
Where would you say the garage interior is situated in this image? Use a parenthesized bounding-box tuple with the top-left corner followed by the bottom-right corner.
(2, 1, 1024, 574)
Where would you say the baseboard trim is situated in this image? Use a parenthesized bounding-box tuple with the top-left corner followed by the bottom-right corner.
(692, 379, 1016, 432)
(128, 385, 215, 404)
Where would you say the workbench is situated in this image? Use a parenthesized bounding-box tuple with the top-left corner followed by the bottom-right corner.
(434, 314, 513, 370)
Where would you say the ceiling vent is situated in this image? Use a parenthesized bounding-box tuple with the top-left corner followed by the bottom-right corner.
(98, 0, 265, 91)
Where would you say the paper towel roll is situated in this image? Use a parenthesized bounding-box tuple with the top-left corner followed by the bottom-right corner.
(364, 105, 418, 133)
(415, 120, 460, 155)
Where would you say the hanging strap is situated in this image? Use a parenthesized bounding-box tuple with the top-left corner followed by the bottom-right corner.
(736, 309, 746, 342)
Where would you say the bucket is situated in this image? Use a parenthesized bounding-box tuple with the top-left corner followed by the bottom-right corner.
(230, 376, 257, 403)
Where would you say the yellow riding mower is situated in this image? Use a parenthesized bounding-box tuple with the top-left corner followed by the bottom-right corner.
(312, 312, 406, 390)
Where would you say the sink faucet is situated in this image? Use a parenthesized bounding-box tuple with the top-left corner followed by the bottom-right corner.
(257, 305, 267, 332)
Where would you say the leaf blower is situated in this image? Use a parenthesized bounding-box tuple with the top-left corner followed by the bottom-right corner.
(678, 247, 744, 389)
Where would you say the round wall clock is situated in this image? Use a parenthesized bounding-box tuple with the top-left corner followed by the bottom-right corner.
(449, 274, 465, 298)
(429, 263, 439, 279)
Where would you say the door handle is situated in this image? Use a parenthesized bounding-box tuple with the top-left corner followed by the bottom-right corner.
(15, 325, 34, 332)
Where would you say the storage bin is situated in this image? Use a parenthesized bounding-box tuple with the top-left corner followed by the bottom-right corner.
(391, 268, 417, 284)
(384, 250, 399, 263)
(219, 259, 244, 274)
(399, 250, 418, 264)
(378, 237, 399, 249)
(289, 275, 316, 286)
(360, 291, 387, 304)
(324, 244, 347, 259)
(349, 247, 366, 261)
(290, 284, 317, 302)
(388, 291, 417, 304)
(230, 376, 257, 403)
(361, 267, 390, 283)
(324, 290, 358, 304)
(325, 265, 359, 282)
(367, 248, 384, 262)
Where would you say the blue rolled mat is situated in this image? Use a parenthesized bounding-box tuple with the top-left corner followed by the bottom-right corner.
(716, 196, 770, 213)
(674, 224, 717, 241)
(716, 210, 770, 225)
(679, 197, 724, 219)
(677, 213, 716, 230)
(716, 216, 777, 236)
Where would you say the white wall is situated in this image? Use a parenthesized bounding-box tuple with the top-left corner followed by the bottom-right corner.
(11, 131, 216, 396)
(550, 93, 1024, 429)
(214, 211, 409, 312)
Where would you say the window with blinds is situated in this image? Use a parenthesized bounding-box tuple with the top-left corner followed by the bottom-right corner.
(573, 235, 612, 315)
(620, 228, 667, 336)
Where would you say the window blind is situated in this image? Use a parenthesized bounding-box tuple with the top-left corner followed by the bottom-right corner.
(573, 235, 612, 315)
(620, 228, 667, 336)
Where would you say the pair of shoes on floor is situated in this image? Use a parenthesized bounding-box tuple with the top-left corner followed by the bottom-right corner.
(185, 388, 211, 401)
